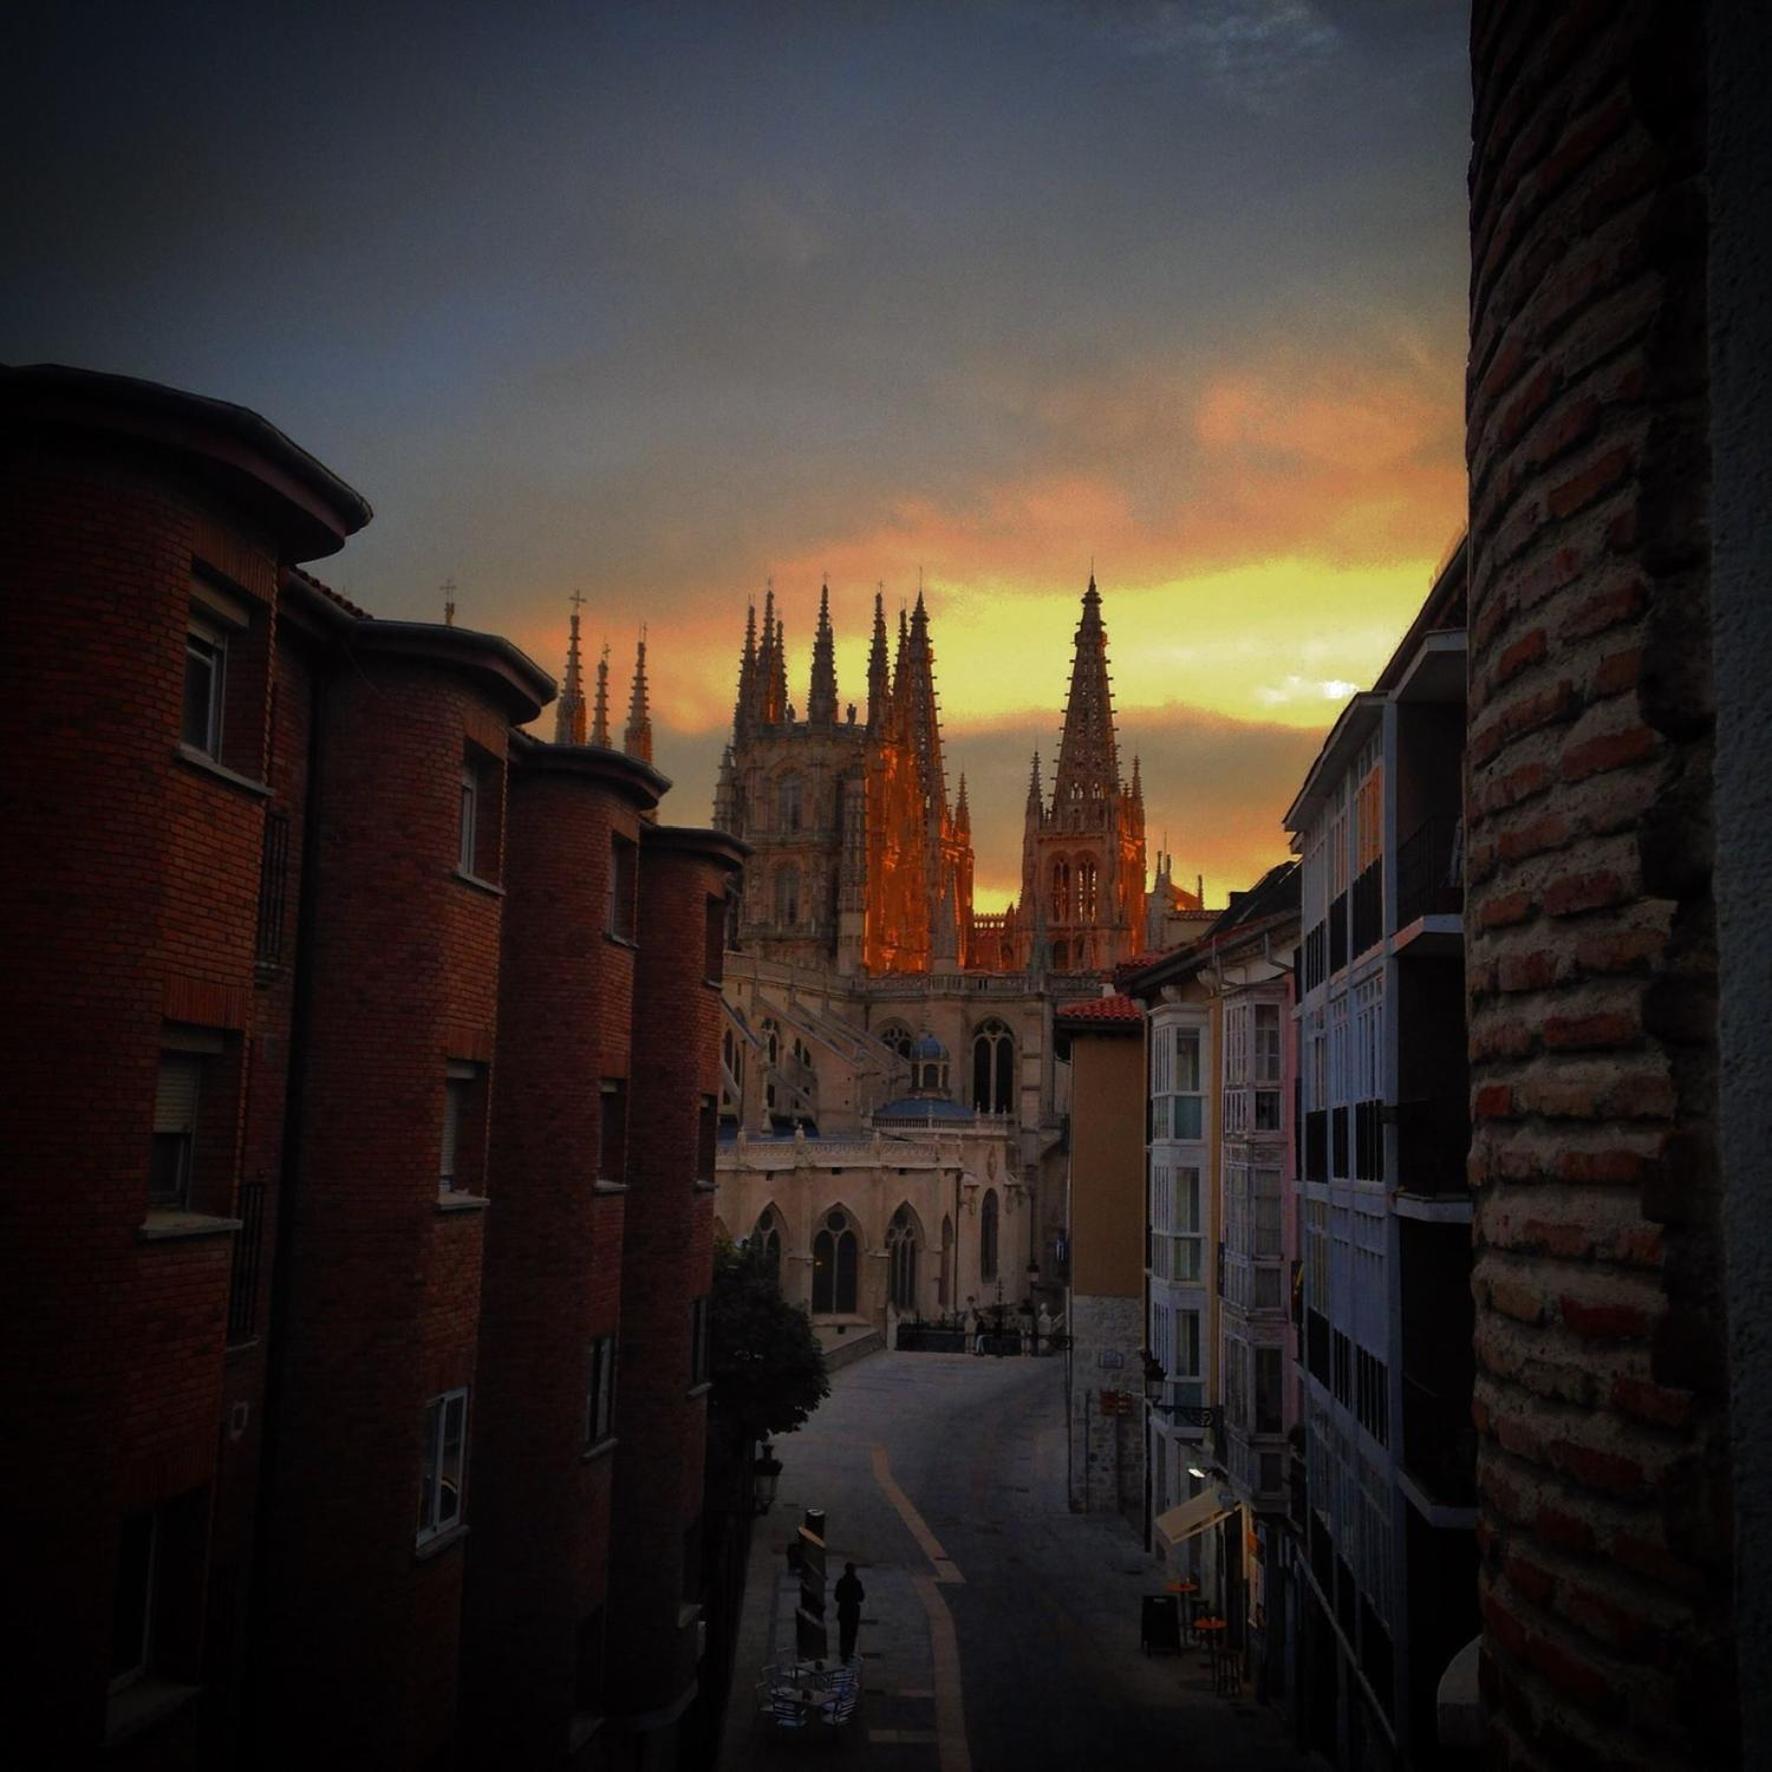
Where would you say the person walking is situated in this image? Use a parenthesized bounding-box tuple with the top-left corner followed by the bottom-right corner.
(834, 1562, 866, 1663)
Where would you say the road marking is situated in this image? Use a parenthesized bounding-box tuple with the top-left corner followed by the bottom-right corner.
(914, 1574, 972, 1772)
(870, 1444, 964, 1584)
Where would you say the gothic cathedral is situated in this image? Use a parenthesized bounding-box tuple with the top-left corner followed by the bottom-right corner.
(713, 574, 1147, 977)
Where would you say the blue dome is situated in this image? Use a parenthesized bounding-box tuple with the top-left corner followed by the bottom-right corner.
(909, 1032, 946, 1061)
(875, 1095, 974, 1124)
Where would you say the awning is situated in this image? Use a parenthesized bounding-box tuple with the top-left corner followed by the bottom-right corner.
(1154, 1488, 1235, 1550)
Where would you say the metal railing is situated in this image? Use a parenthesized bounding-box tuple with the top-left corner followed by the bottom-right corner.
(1395, 815, 1463, 930)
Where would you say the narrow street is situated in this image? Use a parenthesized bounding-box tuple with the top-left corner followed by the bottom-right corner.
(720, 1351, 1323, 1772)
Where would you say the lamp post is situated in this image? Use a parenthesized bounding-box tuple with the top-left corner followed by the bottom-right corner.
(751, 1443, 783, 1517)
(1141, 1350, 1166, 1406)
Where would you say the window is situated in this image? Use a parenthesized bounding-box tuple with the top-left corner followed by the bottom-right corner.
(980, 1188, 1000, 1281)
(1253, 1167, 1283, 1258)
(608, 834, 638, 941)
(150, 1054, 202, 1208)
(774, 863, 801, 926)
(698, 1094, 717, 1184)
(1174, 1309, 1202, 1380)
(182, 616, 227, 757)
(812, 1211, 858, 1314)
(458, 757, 481, 875)
(1255, 1089, 1281, 1132)
(778, 772, 804, 832)
(1170, 1167, 1203, 1281)
(1256, 1346, 1284, 1434)
(1051, 859, 1071, 922)
(417, 1388, 468, 1545)
(879, 1022, 913, 1063)
(598, 1079, 628, 1186)
(110, 1509, 158, 1690)
(585, 1336, 617, 1448)
(970, 1019, 1015, 1114)
(1254, 1003, 1282, 1083)
(888, 1205, 918, 1309)
(755, 1211, 784, 1283)
(1077, 857, 1098, 921)
(690, 1295, 710, 1387)
(1173, 1027, 1203, 1139)
(440, 1061, 486, 1194)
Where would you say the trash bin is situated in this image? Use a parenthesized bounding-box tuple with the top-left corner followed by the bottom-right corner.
(1141, 1593, 1182, 1656)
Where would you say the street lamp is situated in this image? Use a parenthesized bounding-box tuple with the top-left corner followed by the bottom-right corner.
(1141, 1350, 1166, 1404)
(751, 1443, 783, 1516)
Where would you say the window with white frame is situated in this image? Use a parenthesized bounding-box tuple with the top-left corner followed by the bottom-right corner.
(1224, 1332, 1249, 1430)
(1329, 801, 1349, 899)
(1172, 1027, 1203, 1139)
(1223, 1085, 1248, 1138)
(608, 833, 638, 941)
(182, 615, 228, 758)
(1353, 976, 1383, 1103)
(585, 1335, 617, 1448)
(458, 757, 481, 875)
(150, 1053, 203, 1209)
(418, 1388, 468, 1544)
(1170, 1166, 1203, 1281)
(1305, 1200, 1329, 1313)
(1225, 1003, 1249, 1085)
(1307, 1009, 1327, 1113)
(1328, 992, 1349, 1109)
(1254, 1002, 1282, 1083)
(441, 1061, 482, 1193)
(1173, 1308, 1202, 1384)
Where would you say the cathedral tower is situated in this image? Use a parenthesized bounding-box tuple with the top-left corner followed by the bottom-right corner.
(1016, 575, 1146, 971)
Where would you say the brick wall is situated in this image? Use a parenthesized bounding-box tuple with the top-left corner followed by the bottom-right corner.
(464, 743, 661, 1759)
(606, 826, 744, 1726)
(1466, 5, 1731, 1765)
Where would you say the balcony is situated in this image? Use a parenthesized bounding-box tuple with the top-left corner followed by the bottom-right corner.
(1350, 858, 1383, 957)
(1395, 815, 1462, 932)
(1393, 1097, 1470, 1200)
(1401, 1373, 1476, 1509)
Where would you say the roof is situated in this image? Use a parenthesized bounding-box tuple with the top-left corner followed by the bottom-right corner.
(873, 1096, 975, 1124)
(1124, 861, 1301, 998)
(4, 362, 372, 559)
(1054, 993, 1143, 1028)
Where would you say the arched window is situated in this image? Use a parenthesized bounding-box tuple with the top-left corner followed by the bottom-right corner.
(878, 1022, 914, 1062)
(812, 1209, 858, 1314)
(778, 772, 804, 832)
(939, 1214, 955, 1307)
(762, 1018, 780, 1112)
(980, 1188, 1000, 1282)
(721, 1027, 744, 1119)
(1078, 857, 1099, 921)
(1051, 858, 1071, 922)
(753, 1208, 784, 1286)
(971, 1019, 1015, 1114)
(774, 864, 801, 925)
(1052, 939, 1069, 971)
(887, 1205, 919, 1311)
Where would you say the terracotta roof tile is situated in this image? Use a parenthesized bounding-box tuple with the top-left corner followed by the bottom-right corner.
(1055, 993, 1143, 1025)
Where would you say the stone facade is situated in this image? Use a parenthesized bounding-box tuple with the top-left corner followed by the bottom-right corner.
(1068, 1293, 1145, 1520)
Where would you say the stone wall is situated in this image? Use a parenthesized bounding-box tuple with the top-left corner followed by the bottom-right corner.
(1068, 1292, 1143, 1520)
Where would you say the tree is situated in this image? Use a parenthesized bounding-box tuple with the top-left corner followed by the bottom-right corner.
(710, 1236, 829, 1445)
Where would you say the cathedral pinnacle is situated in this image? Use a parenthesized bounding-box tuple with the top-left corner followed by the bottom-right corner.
(734, 600, 758, 732)
(955, 772, 971, 836)
(809, 579, 838, 725)
(866, 587, 890, 732)
(591, 643, 611, 747)
(1053, 571, 1121, 814)
(554, 589, 587, 745)
(623, 631, 653, 763)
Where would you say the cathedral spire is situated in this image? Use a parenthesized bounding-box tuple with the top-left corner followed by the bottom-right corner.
(623, 632, 652, 763)
(1053, 571, 1121, 816)
(1026, 750, 1044, 819)
(554, 589, 587, 745)
(899, 591, 947, 821)
(591, 643, 611, 747)
(734, 600, 758, 732)
(955, 772, 971, 836)
(809, 579, 838, 725)
(1131, 753, 1144, 808)
(866, 587, 890, 732)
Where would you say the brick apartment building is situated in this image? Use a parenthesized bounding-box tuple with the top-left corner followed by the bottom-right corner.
(0, 363, 745, 1769)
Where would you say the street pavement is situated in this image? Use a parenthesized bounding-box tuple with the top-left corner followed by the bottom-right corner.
(717, 1349, 1327, 1772)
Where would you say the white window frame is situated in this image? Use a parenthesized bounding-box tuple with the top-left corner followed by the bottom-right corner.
(441, 1061, 478, 1193)
(458, 760, 480, 875)
(183, 616, 228, 758)
(586, 1336, 617, 1449)
(418, 1387, 469, 1545)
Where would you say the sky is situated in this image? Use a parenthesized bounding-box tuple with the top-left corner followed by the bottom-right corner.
(3, 0, 1471, 909)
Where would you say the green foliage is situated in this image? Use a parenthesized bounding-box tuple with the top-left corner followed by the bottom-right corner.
(710, 1236, 829, 1443)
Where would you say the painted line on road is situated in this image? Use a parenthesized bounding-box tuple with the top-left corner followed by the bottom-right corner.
(870, 1444, 964, 1584)
(913, 1574, 973, 1772)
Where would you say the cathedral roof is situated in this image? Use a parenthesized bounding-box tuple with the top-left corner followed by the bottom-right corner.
(874, 1096, 976, 1124)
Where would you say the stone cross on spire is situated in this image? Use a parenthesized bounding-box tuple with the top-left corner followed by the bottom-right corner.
(623, 629, 653, 763)
(591, 642, 611, 747)
(554, 589, 588, 745)
(1052, 572, 1122, 817)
